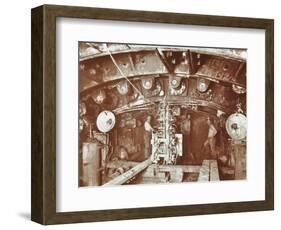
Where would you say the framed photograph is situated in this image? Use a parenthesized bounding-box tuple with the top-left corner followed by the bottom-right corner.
(31, 4, 274, 225)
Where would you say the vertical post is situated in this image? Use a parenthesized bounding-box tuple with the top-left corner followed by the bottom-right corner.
(198, 160, 210, 181)
(233, 141, 246, 180)
(82, 142, 101, 186)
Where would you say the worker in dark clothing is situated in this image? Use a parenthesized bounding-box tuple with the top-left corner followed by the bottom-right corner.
(180, 114, 194, 163)
(143, 115, 155, 159)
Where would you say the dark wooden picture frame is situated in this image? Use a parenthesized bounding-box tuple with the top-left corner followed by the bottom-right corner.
(31, 4, 274, 225)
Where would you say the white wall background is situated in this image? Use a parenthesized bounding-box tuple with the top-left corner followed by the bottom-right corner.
(0, 0, 279, 229)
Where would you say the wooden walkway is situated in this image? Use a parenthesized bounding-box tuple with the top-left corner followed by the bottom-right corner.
(198, 160, 220, 181)
(103, 159, 220, 185)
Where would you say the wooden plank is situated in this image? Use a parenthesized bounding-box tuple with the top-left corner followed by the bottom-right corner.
(169, 168, 184, 183)
(198, 160, 210, 181)
(210, 160, 220, 181)
(142, 166, 168, 184)
(106, 160, 139, 169)
(103, 159, 152, 186)
(157, 165, 201, 173)
(103, 161, 201, 172)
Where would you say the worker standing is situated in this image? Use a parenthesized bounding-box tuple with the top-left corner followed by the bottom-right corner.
(180, 113, 194, 163)
(202, 117, 217, 158)
(144, 115, 154, 159)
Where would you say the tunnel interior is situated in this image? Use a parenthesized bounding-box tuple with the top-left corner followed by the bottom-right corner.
(79, 43, 247, 186)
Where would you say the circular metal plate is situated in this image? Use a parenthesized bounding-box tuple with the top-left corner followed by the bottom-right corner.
(96, 111, 116, 133)
(92, 89, 106, 104)
(226, 113, 247, 140)
(197, 78, 210, 92)
(117, 81, 130, 95)
(170, 77, 181, 89)
(142, 78, 154, 90)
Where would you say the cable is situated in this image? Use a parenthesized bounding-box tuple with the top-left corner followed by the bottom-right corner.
(105, 44, 156, 105)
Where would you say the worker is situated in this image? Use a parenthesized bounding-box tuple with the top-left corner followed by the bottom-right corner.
(144, 115, 155, 159)
(180, 113, 194, 162)
(202, 117, 217, 158)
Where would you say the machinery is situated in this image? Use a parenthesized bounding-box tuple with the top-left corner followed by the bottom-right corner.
(151, 102, 183, 165)
(79, 43, 247, 186)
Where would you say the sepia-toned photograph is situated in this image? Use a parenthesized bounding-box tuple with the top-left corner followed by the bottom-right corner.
(79, 42, 247, 187)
